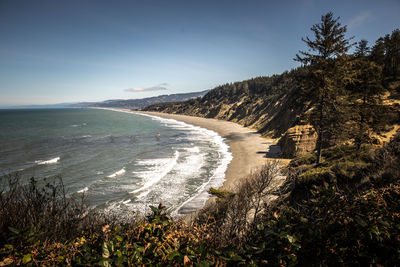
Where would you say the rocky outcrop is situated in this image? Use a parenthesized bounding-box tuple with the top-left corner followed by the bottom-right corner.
(279, 125, 317, 157)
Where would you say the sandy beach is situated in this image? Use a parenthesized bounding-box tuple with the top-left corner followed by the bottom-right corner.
(137, 111, 281, 191)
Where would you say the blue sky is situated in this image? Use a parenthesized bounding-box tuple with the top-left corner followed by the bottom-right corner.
(0, 0, 399, 106)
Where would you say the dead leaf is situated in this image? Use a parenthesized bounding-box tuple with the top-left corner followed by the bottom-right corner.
(0, 257, 14, 266)
(183, 255, 191, 265)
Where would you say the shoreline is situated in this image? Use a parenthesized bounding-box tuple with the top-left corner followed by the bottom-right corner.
(95, 107, 284, 215)
(135, 111, 281, 192)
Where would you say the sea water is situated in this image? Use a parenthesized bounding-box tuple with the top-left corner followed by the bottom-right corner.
(0, 108, 232, 216)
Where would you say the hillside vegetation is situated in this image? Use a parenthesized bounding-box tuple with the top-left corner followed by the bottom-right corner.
(144, 69, 309, 138)
(1, 13, 400, 266)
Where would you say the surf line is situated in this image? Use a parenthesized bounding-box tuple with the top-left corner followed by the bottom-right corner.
(35, 156, 60, 165)
(131, 150, 179, 198)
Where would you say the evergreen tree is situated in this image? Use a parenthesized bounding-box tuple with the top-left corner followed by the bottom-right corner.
(348, 58, 384, 148)
(387, 29, 400, 79)
(383, 34, 392, 77)
(371, 29, 400, 80)
(355, 39, 370, 57)
(371, 37, 385, 66)
(295, 12, 353, 164)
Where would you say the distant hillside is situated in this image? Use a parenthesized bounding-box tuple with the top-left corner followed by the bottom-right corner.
(0, 102, 79, 109)
(2, 90, 209, 110)
(86, 90, 209, 109)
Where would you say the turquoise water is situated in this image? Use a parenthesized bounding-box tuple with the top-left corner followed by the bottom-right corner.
(0, 108, 232, 215)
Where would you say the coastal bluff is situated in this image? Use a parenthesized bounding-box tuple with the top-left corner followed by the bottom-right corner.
(142, 69, 317, 157)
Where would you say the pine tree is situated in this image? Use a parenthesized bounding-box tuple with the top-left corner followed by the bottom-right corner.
(295, 12, 353, 164)
(348, 58, 384, 148)
(355, 39, 370, 57)
(371, 37, 385, 66)
(388, 29, 400, 79)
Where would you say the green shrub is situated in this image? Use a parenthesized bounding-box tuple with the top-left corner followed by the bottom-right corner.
(298, 166, 332, 181)
(288, 152, 316, 167)
(208, 187, 235, 201)
(0, 175, 90, 245)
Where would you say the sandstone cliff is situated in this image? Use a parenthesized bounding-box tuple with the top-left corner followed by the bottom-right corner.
(279, 125, 317, 157)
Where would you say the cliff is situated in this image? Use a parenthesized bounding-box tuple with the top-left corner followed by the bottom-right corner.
(144, 68, 316, 156)
(143, 68, 400, 157)
(279, 125, 317, 157)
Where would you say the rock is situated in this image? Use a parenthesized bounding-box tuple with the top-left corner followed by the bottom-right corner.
(279, 125, 317, 157)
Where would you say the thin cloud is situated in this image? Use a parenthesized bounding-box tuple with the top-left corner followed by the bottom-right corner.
(347, 11, 371, 29)
(124, 83, 169, 92)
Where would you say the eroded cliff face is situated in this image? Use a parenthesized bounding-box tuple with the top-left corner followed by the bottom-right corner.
(279, 125, 317, 157)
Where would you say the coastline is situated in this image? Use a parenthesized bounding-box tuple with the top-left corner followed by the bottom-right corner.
(135, 111, 281, 192)
(95, 107, 284, 215)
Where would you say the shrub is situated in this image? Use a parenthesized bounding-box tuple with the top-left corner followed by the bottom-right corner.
(198, 161, 281, 248)
(0, 175, 90, 245)
(298, 166, 332, 181)
(208, 187, 234, 201)
(0, 203, 220, 266)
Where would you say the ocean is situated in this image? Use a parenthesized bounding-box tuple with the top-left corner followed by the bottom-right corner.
(0, 108, 232, 216)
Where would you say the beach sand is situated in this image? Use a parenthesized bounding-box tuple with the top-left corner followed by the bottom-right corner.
(137, 111, 282, 191)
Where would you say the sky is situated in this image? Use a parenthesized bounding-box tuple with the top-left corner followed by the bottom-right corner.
(0, 0, 399, 107)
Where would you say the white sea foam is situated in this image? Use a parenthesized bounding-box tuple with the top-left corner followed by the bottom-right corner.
(154, 152, 205, 210)
(131, 151, 179, 198)
(132, 112, 233, 215)
(185, 146, 200, 153)
(123, 199, 131, 204)
(35, 156, 60, 165)
(71, 122, 87, 127)
(108, 168, 126, 178)
(78, 187, 88, 193)
(99, 109, 233, 215)
(173, 134, 233, 216)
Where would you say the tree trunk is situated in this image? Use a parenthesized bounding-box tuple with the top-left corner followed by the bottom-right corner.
(316, 130, 322, 165)
(316, 89, 324, 165)
(357, 93, 367, 150)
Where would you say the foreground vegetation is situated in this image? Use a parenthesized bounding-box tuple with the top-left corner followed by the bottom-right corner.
(1, 134, 399, 266)
(1, 13, 400, 266)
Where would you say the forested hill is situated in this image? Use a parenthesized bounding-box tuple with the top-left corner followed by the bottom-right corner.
(87, 90, 209, 110)
(143, 68, 310, 138)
